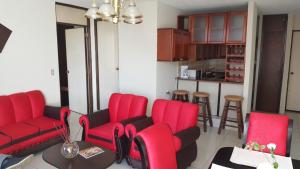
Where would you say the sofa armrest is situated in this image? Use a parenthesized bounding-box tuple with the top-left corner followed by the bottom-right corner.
(88, 109, 110, 129)
(120, 116, 147, 126)
(44, 106, 70, 124)
(125, 117, 154, 139)
(175, 126, 200, 150)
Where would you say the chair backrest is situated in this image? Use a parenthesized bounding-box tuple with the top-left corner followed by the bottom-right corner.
(0, 90, 46, 127)
(135, 123, 177, 169)
(151, 99, 198, 133)
(244, 112, 292, 156)
(108, 93, 148, 122)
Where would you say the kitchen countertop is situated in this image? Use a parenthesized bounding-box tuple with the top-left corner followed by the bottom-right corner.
(176, 77, 244, 85)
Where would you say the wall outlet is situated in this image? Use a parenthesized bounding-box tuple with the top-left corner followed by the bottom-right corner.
(51, 69, 55, 76)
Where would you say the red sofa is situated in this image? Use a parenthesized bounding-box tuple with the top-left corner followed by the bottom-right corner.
(244, 112, 293, 156)
(79, 93, 148, 163)
(135, 123, 179, 169)
(0, 90, 70, 155)
(125, 99, 200, 169)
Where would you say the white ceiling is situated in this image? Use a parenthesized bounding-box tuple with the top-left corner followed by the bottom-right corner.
(55, 0, 300, 14)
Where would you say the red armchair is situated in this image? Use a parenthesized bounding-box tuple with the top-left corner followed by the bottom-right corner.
(125, 99, 200, 169)
(0, 90, 70, 155)
(79, 93, 148, 163)
(135, 123, 178, 169)
(244, 112, 293, 156)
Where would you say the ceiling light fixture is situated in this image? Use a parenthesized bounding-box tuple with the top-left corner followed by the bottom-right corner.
(85, 0, 143, 24)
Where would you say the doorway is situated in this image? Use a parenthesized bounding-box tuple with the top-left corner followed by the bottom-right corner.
(56, 23, 91, 115)
(255, 14, 288, 113)
(286, 31, 300, 111)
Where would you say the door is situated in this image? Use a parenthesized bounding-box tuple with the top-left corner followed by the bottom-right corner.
(255, 15, 287, 113)
(65, 28, 87, 114)
(286, 32, 300, 111)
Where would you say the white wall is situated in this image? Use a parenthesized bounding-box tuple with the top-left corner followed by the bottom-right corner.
(97, 22, 120, 109)
(118, 0, 158, 113)
(0, 0, 60, 105)
(156, 1, 184, 99)
(243, 0, 258, 115)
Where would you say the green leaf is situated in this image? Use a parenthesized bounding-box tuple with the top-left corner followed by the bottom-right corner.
(273, 162, 279, 169)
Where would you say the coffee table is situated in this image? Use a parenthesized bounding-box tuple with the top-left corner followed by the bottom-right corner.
(42, 141, 115, 169)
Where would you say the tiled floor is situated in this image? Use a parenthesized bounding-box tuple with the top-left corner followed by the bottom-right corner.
(24, 112, 300, 169)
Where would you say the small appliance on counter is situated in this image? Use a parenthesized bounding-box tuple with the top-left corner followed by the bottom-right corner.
(180, 65, 189, 79)
(187, 69, 203, 80)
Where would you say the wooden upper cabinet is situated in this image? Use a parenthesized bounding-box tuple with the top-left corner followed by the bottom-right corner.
(208, 13, 227, 43)
(157, 28, 190, 61)
(189, 14, 208, 44)
(226, 11, 247, 43)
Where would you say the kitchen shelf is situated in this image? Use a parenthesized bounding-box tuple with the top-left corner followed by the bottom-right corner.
(225, 44, 245, 82)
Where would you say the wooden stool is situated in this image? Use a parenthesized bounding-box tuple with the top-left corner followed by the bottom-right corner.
(192, 92, 213, 132)
(172, 90, 189, 102)
(218, 95, 244, 139)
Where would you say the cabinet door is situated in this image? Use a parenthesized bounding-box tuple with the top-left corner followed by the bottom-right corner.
(157, 29, 174, 61)
(190, 15, 208, 43)
(208, 13, 227, 43)
(227, 12, 247, 43)
(175, 31, 188, 61)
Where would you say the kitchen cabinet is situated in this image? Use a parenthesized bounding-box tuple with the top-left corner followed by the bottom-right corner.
(189, 14, 208, 44)
(226, 11, 247, 43)
(208, 13, 227, 43)
(157, 28, 190, 61)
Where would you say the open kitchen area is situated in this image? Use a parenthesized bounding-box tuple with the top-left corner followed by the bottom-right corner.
(157, 9, 247, 122)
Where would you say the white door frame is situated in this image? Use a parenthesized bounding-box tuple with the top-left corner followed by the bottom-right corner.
(286, 30, 300, 112)
(57, 22, 93, 115)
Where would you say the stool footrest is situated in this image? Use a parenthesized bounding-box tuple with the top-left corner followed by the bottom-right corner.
(225, 124, 238, 128)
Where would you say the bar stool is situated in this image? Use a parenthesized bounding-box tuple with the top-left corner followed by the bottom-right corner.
(172, 90, 189, 102)
(218, 95, 244, 139)
(192, 92, 213, 132)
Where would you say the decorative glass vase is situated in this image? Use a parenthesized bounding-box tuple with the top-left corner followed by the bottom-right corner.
(61, 142, 79, 159)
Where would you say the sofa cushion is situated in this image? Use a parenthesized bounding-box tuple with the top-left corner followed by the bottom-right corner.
(0, 96, 16, 128)
(0, 134, 11, 149)
(151, 99, 198, 133)
(0, 122, 39, 142)
(88, 123, 115, 143)
(108, 93, 147, 122)
(246, 112, 289, 156)
(26, 90, 45, 119)
(25, 117, 64, 133)
(9, 93, 33, 122)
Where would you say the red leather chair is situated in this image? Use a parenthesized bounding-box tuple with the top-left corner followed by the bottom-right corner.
(79, 93, 148, 162)
(125, 99, 200, 169)
(0, 90, 70, 155)
(134, 123, 178, 169)
(244, 112, 293, 156)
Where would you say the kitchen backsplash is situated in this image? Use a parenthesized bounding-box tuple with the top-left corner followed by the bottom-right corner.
(179, 59, 226, 72)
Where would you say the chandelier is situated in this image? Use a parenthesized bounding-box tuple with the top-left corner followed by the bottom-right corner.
(85, 0, 143, 24)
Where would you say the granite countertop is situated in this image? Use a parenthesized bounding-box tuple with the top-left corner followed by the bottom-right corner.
(176, 77, 244, 84)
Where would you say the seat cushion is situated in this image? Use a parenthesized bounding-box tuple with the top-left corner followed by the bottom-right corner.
(9, 93, 33, 122)
(88, 123, 115, 143)
(246, 112, 289, 156)
(26, 91, 45, 119)
(0, 134, 11, 149)
(0, 96, 16, 128)
(25, 116, 64, 133)
(0, 122, 39, 142)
